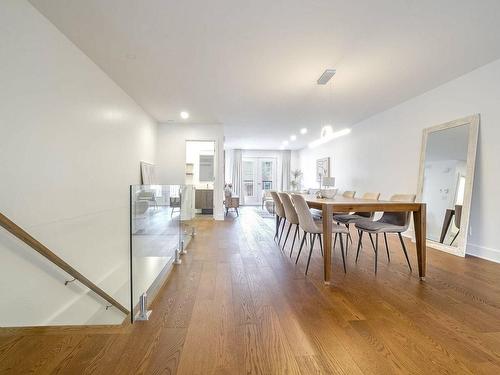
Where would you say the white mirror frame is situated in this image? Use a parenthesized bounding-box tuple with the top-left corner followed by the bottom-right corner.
(416, 114, 479, 257)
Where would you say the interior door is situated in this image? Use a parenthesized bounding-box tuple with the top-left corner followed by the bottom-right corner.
(242, 157, 276, 205)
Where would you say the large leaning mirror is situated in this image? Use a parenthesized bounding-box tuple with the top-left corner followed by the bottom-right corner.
(417, 114, 479, 256)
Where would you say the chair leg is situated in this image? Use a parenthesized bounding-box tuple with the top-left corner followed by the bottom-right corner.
(398, 233, 412, 271)
(318, 234, 323, 257)
(235, 207, 239, 216)
(274, 216, 281, 240)
(358, 229, 363, 248)
(305, 234, 317, 275)
(333, 232, 337, 249)
(296, 232, 307, 264)
(384, 233, 390, 262)
(339, 233, 347, 273)
(374, 233, 379, 274)
(345, 224, 352, 255)
(356, 231, 364, 262)
(290, 225, 299, 258)
(346, 224, 353, 244)
(368, 233, 377, 253)
(278, 219, 286, 244)
(450, 230, 460, 246)
(282, 222, 292, 251)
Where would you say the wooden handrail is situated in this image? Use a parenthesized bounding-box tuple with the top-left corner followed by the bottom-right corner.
(0, 212, 129, 315)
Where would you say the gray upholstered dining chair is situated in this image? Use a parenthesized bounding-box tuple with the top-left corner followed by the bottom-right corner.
(334, 192, 381, 248)
(270, 191, 286, 244)
(354, 194, 416, 273)
(312, 190, 357, 220)
(342, 190, 356, 199)
(291, 194, 349, 274)
(277, 192, 302, 256)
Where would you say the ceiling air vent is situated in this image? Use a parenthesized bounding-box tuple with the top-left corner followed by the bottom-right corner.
(317, 69, 336, 85)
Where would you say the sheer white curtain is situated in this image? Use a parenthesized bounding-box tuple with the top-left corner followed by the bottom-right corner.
(231, 149, 242, 196)
(281, 150, 291, 191)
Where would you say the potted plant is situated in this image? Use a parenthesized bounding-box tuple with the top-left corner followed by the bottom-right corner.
(290, 169, 303, 191)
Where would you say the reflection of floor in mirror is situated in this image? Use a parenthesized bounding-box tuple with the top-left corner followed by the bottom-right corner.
(132, 205, 181, 235)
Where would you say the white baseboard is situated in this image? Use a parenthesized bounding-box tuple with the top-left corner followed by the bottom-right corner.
(402, 231, 500, 263)
(466, 243, 500, 264)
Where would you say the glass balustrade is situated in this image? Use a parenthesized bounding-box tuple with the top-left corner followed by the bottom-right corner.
(129, 184, 195, 322)
(0, 184, 195, 327)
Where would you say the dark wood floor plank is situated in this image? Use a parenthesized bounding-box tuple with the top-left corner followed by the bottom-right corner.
(2, 208, 500, 374)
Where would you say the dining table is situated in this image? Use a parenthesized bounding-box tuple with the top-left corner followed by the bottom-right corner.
(303, 194, 427, 284)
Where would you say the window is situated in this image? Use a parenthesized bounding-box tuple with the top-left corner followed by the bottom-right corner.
(242, 160, 254, 197)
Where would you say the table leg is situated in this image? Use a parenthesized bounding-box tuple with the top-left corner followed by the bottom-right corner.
(322, 204, 333, 284)
(413, 204, 427, 280)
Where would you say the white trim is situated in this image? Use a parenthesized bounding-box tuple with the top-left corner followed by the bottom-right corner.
(415, 114, 480, 257)
(466, 243, 500, 264)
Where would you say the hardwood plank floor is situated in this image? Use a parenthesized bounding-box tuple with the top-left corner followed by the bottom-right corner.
(2, 207, 500, 374)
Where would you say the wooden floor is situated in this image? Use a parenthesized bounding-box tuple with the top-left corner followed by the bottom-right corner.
(2, 207, 500, 374)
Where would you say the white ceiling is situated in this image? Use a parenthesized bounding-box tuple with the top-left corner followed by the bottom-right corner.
(30, 0, 500, 150)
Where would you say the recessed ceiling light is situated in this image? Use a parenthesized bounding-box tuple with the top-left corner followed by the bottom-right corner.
(180, 111, 189, 119)
(290, 134, 297, 141)
(282, 140, 289, 146)
(300, 128, 308, 135)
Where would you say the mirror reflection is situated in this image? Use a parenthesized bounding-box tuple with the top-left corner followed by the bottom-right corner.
(421, 125, 469, 246)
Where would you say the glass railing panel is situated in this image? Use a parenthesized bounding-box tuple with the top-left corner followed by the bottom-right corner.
(130, 184, 194, 321)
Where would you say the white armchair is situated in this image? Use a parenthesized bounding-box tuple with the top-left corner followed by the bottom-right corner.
(261, 190, 273, 210)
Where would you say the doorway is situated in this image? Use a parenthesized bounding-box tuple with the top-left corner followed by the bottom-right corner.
(186, 140, 216, 215)
(242, 157, 277, 205)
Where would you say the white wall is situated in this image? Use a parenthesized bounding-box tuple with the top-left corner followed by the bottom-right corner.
(299, 58, 500, 263)
(156, 123, 224, 220)
(0, 0, 157, 326)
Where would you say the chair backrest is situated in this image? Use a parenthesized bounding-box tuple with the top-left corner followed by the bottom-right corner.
(270, 191, 285, 217)
(343, 191, 356, 198)
(355, 192, 381, 218)
(278, 192, 299, 224)
(362, 192, 381, 200)
(291, 194, 319, 233)
(378, 194, 416, 228)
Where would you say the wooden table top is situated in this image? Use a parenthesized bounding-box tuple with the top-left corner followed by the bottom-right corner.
(300, 194, 423, 212)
